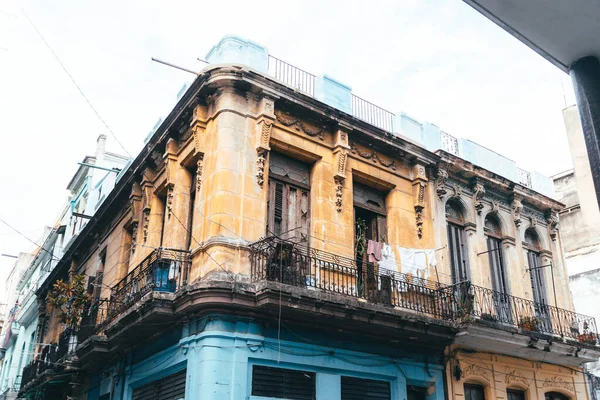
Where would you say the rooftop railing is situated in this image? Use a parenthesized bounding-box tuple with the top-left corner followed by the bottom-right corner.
(351, 94, 395, 132)
(268, 55, 316, 96)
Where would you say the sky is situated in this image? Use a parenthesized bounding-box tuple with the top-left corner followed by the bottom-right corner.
(0, 0, 578, 287)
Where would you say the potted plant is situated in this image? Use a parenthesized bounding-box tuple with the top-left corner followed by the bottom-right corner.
(518, 316, 539, 332)
(578, 321, 597, 345)
(480, 313, 498, 323)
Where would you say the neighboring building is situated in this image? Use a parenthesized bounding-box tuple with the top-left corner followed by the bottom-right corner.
(15, 36, 600, 400)
(0, 251, 35, 399)
(553, 105, 600, 380)
(0, 135, 129, 400)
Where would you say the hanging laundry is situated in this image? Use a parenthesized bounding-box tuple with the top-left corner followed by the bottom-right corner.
(379, 244, 397, 271)
(398, 247, 418, 276)
(367, 240, 382, 263)
(424, 249, 437, 268)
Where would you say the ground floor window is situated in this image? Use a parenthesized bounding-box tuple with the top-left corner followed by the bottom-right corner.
(251, 365, 316, 400)
(545, 392, 569, 400)
(464, 383, 485, 400)
(341, 376, 391, 400)
(132, 369, 186, 400)
(507, 389, 526, 400)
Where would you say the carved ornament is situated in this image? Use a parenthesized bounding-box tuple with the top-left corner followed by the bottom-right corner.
(350, 143, 397, 171)
(196, 154, 204, 194)
(143, 209, 150, 243)
(511, 195, 523, 228)
(130, 221, 138, 256)
(462, 363, 490, 382)
(166, 184, 174, 219)
(471, 179, 485, 215)
(504, 368, 529, 386)
(545, 209, 559, 241)
(541, 376, 575, 394)
(436, 168, 449, 200)
(274, 110, 324, 140)
(334, 176, 344, 212)
(256, 148, 268, 187)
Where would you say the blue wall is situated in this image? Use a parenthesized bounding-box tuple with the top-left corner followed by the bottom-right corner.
(89, 316, 446, 400)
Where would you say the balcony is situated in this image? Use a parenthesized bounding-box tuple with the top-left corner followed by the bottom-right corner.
(451, 281, 600, 365)
(250, 236, 457, 319)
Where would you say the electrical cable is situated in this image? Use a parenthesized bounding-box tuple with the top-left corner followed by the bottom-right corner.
(21, 8, 132, 159)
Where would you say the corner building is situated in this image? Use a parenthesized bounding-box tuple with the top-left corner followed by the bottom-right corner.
(18, 36, 600, 400)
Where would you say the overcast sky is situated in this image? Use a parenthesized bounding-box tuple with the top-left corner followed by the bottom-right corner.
(0, 0, 577, 284)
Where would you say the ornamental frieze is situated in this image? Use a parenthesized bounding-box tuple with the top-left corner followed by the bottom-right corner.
(541, 376, 575, 394)
(349, 143, 397, 171)
(504, 367, 529, 386)
(274, 110, 324, 140)
(462, 363, 491, 382)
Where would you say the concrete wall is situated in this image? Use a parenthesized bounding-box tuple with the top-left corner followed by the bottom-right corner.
(87, 316, 446, 400)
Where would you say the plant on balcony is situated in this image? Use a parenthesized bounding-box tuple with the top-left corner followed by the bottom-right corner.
(480, 312, 498, 323)
(578, 321, 597, 345)
(48, 274, 92, 330)
(518, 316, 539, 332)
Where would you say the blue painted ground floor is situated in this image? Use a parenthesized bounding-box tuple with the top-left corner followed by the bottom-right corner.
(86, 315, 446, 400)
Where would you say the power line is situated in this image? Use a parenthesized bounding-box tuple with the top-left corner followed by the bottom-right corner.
(21, 8, 132, 159)
(0, 219, 61, 264)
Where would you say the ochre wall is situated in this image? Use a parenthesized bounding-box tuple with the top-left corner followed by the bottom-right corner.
(446, 349, 589, 400)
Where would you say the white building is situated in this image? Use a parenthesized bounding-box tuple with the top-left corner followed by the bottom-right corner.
(0, 135, 129, 400)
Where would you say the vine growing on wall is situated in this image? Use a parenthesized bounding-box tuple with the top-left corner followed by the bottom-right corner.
(48, 274, 91, 330)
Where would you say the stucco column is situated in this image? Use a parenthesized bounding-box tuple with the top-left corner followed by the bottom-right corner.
(570, 56, 600, 208)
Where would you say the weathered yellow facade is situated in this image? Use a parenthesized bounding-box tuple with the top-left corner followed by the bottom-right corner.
(29, 50, 598, 400)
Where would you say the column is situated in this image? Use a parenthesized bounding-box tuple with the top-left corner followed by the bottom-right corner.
(570, 56, 600, 208)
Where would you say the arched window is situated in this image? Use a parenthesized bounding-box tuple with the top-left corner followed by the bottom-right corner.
(446, 200, 469, 283)
(507, 389, 526, 400)
(464, 383, 485, 400)
(545, 392, 569, 400)
(485, 214, 510, 320)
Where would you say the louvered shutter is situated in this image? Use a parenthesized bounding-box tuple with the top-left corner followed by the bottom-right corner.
(341, 376, 391, 400)
(132, 369, 186, 400)
(251, 365, 315, 400)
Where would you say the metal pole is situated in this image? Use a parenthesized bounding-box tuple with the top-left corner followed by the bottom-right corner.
(77, 162, 121, 173)
(151, 57, 199, 76)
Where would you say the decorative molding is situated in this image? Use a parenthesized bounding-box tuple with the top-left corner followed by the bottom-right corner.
(130, 221, 138, 256)
(450, 182, 462, 199)
(350, 142, 397, 171)
(143, 209, 150, 243)
(258, 120, 273, 151)
(541, 376, 575, 394)
(256, 148, 268, 187)
(196, 154, 204, 193)
(489, 199, 500, 215)
(274, 110, 324, 140)
(166, 184, 174, 219)
(504, 367, 529, 386)
(471, 179, 485, 215)
(334, 176, 344, 212)
(412, 165, 427, 239)
(436, 167, 449, 200)
(462, 363, 490, 382)
(511, 195, 523, 228)
(545, 209, 559, 241)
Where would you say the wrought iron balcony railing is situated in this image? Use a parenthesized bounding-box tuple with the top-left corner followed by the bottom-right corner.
(249, 237, 599, 345)
(19, 341, 62, 392)
(451, 281, 598, 343)
(249, 236, 457, 319)
(83, 248, 191, 336)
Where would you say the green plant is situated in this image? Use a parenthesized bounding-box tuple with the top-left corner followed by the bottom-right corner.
(48, 275, 92, 330)
(518, 316, 538, 332)
(480, 313, 498, 322)
(354, 218, 368, 257)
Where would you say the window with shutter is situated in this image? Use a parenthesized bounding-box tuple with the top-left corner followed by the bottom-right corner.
(267, 152, 311, 242)
(446, 200, 469, 284)
(341, 376, 391, 400)
(132, 369, 186, 400)
(251, 365, 315, 400)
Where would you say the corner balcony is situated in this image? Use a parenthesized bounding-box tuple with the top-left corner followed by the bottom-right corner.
(248, 236, 460, 352)
(76, 248, 191, 369)
(451, 281, 600, 366)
